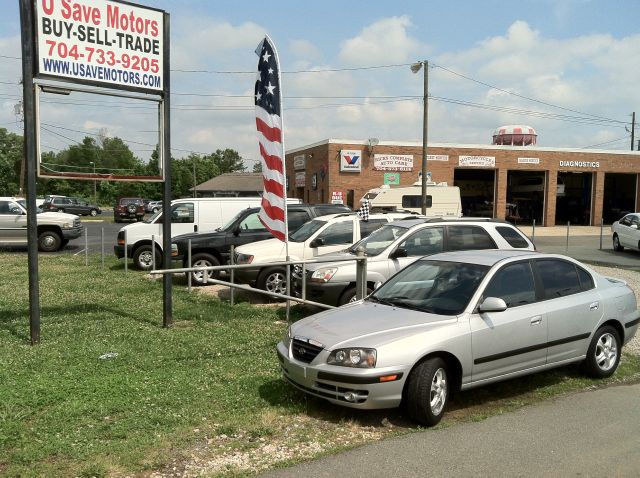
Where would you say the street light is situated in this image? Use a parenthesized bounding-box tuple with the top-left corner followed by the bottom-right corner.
(89, 161, 96, 202)
(411, 60, 429, 215)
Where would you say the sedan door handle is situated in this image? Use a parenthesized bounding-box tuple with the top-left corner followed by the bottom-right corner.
(589, 302, 599, 311)
(530, 316, 543, 326)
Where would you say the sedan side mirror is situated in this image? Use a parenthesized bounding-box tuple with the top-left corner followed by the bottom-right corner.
(478, 297, 508, 313)
(389, 247, 408, 259)
(309, 237, 325, 248)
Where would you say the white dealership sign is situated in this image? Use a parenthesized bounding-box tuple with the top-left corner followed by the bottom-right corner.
(374, 154, 414, 171)
(458, 155, 496, 167)
(518, 157, 540, 164)
(293, 154, 306, 170)
(340, 149, 362, 172)
(427, 154, 449, 162)
(36, 0, 164, 92)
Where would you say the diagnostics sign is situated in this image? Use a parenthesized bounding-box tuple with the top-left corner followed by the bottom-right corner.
(36, 0, 164, 92)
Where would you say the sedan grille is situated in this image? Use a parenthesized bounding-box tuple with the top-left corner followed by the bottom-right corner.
(291, 338, 323, 363)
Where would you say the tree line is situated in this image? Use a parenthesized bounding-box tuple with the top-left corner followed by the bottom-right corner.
(0, 127, 253, 205)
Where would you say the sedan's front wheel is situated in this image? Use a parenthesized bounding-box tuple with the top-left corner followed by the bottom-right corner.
(405, 357, 449, 426)
(584, 326, 621, 378)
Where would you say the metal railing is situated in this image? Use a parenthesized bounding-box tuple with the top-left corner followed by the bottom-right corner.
(150, 245, 370, 321)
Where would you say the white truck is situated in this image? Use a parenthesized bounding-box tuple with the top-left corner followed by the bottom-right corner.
(362, 181, 462, 217)
(114, 197, 301, 270)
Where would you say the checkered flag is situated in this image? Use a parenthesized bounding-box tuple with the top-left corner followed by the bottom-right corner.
(357, 199, 370, 221)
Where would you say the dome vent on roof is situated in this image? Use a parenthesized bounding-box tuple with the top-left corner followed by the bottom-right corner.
(492, 125, 537, 146)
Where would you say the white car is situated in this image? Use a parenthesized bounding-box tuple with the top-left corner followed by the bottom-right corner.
(233, 212, 419, 294)
(612, 213, 640, 251)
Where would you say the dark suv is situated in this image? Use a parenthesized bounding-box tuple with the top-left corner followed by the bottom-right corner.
(114, 197, 146, 223)
(172, 203, 352, 285)
(42, 196, 101, 216)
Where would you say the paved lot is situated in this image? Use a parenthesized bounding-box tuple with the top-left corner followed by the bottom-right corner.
(261, 383, 640, 478)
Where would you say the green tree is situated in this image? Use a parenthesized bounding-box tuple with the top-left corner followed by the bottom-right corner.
(0, 128, 23, 195)
(252, 161, 262, 173)
(208, 148, 246, 174)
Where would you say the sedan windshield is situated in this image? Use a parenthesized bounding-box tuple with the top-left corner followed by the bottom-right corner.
(289, 219, 326, 242)
(369, 260, 489, 315)
(347, 224, 408, 256)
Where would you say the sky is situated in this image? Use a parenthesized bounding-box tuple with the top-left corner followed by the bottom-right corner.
(1, 0, 640, 172)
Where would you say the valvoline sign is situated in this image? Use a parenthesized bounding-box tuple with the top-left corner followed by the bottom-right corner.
(340, 149, 361, 172)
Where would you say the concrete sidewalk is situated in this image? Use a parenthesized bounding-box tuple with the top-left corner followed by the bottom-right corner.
(518, 225, 606, 237)
(261, 383, 640, 477)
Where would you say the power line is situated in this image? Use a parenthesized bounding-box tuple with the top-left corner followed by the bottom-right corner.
(581, 136, 630, 149)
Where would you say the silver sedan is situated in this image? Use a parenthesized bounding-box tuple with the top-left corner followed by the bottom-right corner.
(277, 250, 639, 426)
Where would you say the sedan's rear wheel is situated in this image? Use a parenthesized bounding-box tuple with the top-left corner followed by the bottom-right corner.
(89, 209, 98, 217)
(613, 234, 624, 251)
(584, 326, 621, 378)
(405, 357, 449, 426)
(189, 253, 220, 285)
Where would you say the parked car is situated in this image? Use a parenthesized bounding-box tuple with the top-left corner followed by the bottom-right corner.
(146, 200, 162, 214)
(234, 212, 421, 295)
(294, 218, 535, 306)
(278, 250, 639, 426)
(113, 197, 146, 223)
(0, 196, 82, 251)
(611, 213, 640, 252)
(172, 203, 352, 285)
(115, 197, 301, 270)
(41, 196, 101, 216)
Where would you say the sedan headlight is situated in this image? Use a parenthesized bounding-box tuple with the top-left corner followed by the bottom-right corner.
(311, 267, 338, 283)
(282, 325, 292, 348)
(235, 253, 254, 264)
(327, 348, 376, 368)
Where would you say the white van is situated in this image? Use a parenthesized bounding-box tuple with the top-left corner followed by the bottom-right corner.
(362, 181, 462, 217)
(115, 197, 301, 269)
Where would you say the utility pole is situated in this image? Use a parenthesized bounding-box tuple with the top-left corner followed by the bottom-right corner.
(411, 60, 429, 215)
(192, 159, 196, 198)
(631, 112, 636, 151)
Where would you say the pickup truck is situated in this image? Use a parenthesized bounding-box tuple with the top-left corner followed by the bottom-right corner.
(171, 203, 351, 285)
(0, 197, 82, 251)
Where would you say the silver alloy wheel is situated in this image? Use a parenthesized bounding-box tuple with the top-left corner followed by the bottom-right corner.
(430, 367, 447, 416)
(193, 259, 213, 284)
(265, 271, 286, 294)
(90, 209, 97, 216)
(595, 332, 618, 371)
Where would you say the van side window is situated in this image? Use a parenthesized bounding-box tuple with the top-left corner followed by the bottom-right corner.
(402, 195, 432, 209)
(399, 227, 444, 256)
(171, 203, 194, 223)
(495, 226, 530, 248)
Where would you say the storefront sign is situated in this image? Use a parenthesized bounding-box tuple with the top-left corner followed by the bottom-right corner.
(293, 154, 306, 170)
(331, 191, 344, 204)
(427, 154, 449, 162)
(559, 160, 600, 168)
(311, 173, 317, 190)
(458, 155, 496, 167)
(35, 0, 164, 92)
(383, 173, 400, 185)
(340, 149, 361, 172)
(295, 171, 305, 187)
(374, 154, 413, 171)
(518, 157, 540, 164)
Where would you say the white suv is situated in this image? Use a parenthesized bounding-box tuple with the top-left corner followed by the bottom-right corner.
(233, 212, 420, 294)
(294, 218, 535, 306)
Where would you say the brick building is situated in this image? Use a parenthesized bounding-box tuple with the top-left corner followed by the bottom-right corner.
(285, 139, 640, 226)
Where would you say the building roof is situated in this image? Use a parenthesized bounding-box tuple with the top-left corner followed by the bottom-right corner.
(192, 173, 263, 193)
(286, 138, 640, 156)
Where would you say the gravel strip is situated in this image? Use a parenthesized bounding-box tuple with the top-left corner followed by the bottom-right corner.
(591, 265, 640, 355)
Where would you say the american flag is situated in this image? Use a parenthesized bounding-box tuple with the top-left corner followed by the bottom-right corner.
(254, 36, 288, 242)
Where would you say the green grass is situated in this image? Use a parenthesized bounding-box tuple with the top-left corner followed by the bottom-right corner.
(0, 253, 639, 477)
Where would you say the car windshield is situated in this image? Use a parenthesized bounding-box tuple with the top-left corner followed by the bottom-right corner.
(369, 259, 489, 315)
(145, 209, 162, 224)
(347, 224, 408, 256)
(289, 219, 327, 242)
(121, 198, 141, 205)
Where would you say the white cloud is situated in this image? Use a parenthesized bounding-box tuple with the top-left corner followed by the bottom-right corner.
(339, 16, 427, 66)
(289, 40, 322, 62)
